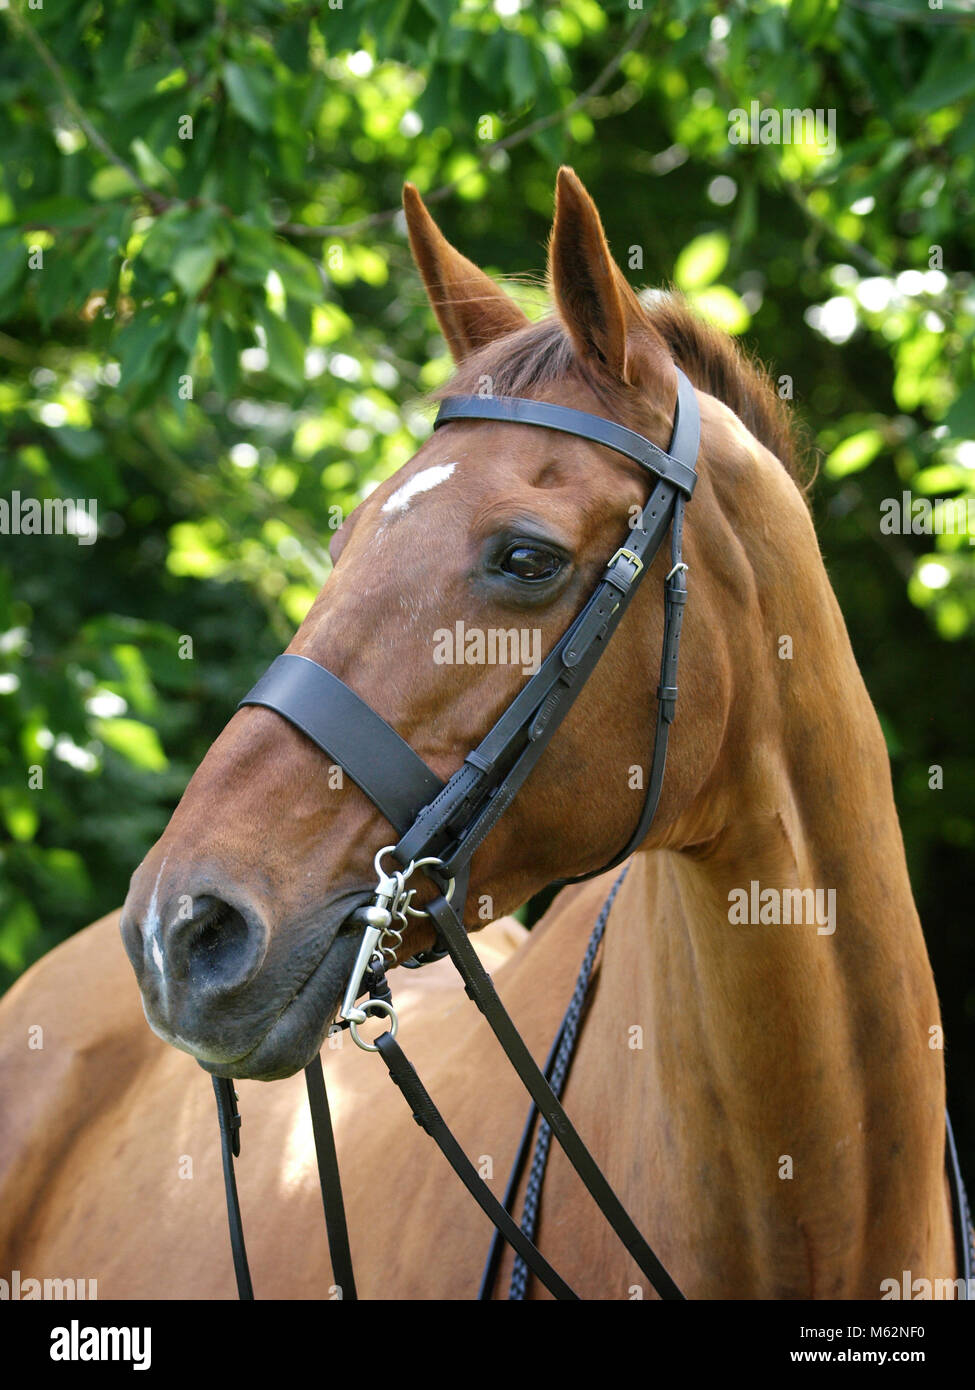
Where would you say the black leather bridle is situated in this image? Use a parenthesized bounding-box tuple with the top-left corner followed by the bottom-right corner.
(208, 368, 974, 1301)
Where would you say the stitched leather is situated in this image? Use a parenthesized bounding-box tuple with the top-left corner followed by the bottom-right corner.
(239, 654, 444, 834)
(434, 393, 698, 497)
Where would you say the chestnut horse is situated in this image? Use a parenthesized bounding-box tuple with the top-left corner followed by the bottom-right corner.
(0, 169, 966, 1299)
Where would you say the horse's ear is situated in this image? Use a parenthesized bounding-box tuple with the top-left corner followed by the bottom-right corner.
(547, 166, 668, 389)
(403, 183, 529, 362)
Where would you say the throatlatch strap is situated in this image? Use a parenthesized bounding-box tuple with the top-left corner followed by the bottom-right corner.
(239, 654, 444, 834)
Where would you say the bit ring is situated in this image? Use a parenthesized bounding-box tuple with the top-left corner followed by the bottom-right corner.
(349, 999, 398, 1053)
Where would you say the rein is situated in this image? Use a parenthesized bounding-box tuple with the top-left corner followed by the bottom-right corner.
(207, 369, 974, 1300)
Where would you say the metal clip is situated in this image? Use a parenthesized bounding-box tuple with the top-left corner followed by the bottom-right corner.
(339, 847, 455, 1036)
(339, 904, 392, 1025)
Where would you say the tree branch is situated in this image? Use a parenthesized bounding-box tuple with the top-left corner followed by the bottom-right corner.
(278, 14, 653, 239)
(5, 9, 169, 209)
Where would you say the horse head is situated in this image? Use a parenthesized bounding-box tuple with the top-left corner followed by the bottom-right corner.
(120, 169, 813, 1083)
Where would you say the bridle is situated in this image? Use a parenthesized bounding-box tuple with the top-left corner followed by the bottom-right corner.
(211, 366, 697, 1301)
(207, 367, 974, 1300)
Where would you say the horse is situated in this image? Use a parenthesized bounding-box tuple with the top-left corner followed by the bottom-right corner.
(0, 167, 966, 1300)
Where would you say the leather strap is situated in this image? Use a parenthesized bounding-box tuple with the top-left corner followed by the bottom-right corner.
(304, 1055, 357, 1301)
(559, 492, 688, 884)
(434, 391, 698, 497)
(423, 892, 685, 1300)
(239, 654, 444, 834)
(373, 1032, 579, 1300)
(479, 865, 629, 1299)
(395, 369, 699, 887)
(212, 1077, 254, 1300)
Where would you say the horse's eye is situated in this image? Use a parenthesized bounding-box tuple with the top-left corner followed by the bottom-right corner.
(501, 544, 563, 582)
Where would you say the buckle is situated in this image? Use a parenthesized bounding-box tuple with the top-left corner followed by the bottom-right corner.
(606, 546, 644, 587)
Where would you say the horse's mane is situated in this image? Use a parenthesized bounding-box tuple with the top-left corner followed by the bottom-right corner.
(430, 289, 813, 495)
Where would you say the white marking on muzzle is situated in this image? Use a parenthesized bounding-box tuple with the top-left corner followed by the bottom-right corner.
(144, 855, 169, 1007)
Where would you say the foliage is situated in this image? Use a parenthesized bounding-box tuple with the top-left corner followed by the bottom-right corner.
(0, 1, 973, 1154)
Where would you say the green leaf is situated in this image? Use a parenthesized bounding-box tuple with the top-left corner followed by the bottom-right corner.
(907, 60, 975, 113)
(825, 428, 884, 478)
(89, 165, 139, 200)
(231, 221, 281, 285)
(101, 63, 176, 114)
(139, 209, 192, 269)
(416, 65, 452, 132)
(223, 62, 273, 132)
(275, 19, 311, 72)
(274, 241, 324, 304)
(418, 0, 454, 23)
(0, 899, 41, 972)
(675, 233, 729, 291)
(172, 243, 220, 296)
(505, 35, 536, 108)
(470, 30, 507, 87)
(0, 234, 27, 299)
(130, 137, 173, 189)
(177, 302, 205, 354)
(943, 385, 975, 439)
(93, 718, 168, 772)
(115, 313, 174, 389)
(531, 121, 566, 165)
(0, 788, 39, 843)
(951, 101, 975, 154)
(211, 318, 239, 396)
(34, 247, 76, 328)
(16, 196, 93, 229)
(57, 428, 106, 461)
(256, 301, 306, 391)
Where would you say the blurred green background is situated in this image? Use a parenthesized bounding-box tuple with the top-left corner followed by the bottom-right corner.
(1, 0, 973, 1172)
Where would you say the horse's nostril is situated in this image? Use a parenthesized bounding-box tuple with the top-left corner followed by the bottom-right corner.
(176, 896, 263, 992)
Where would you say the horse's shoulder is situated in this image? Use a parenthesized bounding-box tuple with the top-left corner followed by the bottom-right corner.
(0, 910, 161, 1252)
(0, 908, 143, 1043)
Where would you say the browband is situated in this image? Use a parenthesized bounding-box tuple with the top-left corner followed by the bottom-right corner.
(434, 389, 699, 497)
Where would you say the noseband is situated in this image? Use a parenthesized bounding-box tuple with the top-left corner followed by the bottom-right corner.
(207, 369, 974, 1301)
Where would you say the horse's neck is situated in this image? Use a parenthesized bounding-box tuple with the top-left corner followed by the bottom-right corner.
(571, 635, 954, 1298)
